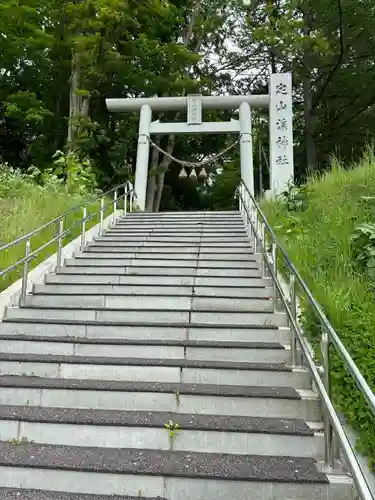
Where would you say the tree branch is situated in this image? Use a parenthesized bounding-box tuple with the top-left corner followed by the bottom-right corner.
(312, 0, 344, 111)
(315, 94, 375, 142)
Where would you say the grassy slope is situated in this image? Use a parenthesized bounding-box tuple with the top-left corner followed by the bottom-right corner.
(0, 176, 110, 292)
(262, 154, 375, 466)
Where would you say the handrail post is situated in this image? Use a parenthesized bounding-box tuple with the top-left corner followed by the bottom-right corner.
(261, 222, 266, 276)
(130, 191, 133, 212)
(56, 218, 64, 272)
(124, 184, 128, 217)
(252, 203, 257, 240)
(321, 328, 334, 469)
(254, 212, 259, 253)
(260, 222, 265, 252)
(241, 184, 246, 216)
(81, 207, 87, 251)
(99, 197, 104, 236)
(19, 239, 31, 306)
(271, 237, 279, 310)
(246, 207, 250, 237)
(271, 238, 277, 276)
(246, 192, 252, 236)
(243, 190, 249, 233)
(289, 273, 298, 365)
(113, 189, 118, 225)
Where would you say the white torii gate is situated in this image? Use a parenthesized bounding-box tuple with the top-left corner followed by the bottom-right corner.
(106, 73, 294, 211)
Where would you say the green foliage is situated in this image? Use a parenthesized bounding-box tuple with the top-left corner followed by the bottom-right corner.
(203, 155, 241, 211)
(4, 92, 53, 124)
(52, 150, 97, 195)
(279, 182, 310, 213)
(25, 150, 97, 195)
(2, 0, 375, 203)
(351, 223, 375, 278)
(229, 0, 375, 176)
(262, 151, 375, 469)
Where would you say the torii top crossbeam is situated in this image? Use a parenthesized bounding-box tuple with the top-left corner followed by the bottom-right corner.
(106, 94, 269, 112)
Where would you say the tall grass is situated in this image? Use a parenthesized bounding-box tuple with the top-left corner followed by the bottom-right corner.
(0, 166, 112, 292)
(262, 151, 375, 468)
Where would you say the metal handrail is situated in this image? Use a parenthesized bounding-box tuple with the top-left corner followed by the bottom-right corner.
(0, 183, 131, 254)
(237, 180, 375, 500)
(1, 181, 136, 304)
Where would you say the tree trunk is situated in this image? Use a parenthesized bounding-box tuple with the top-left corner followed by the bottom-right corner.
(153, 134, 176, 212)
(267, 0, 277, 73)
(303, 6, 317, 171)
(67, 52, 90, 149)
(150, 0, 202, 212)
(303, 77, 317, 171)
(67, 54, 79, 145)
(145, 134, 162, 212)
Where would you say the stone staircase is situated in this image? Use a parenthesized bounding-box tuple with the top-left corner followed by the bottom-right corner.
(0, 210, 355, 499)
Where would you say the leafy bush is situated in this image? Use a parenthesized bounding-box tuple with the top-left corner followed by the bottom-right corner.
(279, 181, 310, 212)
(27, 150, 97, 195)
(351, 223, 375, 278)
(262, 151, 375, 469)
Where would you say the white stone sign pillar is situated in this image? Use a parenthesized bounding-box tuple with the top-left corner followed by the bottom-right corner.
(269, 73, 294, 196)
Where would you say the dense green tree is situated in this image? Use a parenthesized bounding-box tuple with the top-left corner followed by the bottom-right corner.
(2, 0, 375, 209)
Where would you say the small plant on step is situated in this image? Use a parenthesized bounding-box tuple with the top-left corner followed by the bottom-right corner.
(263, 317, 272, 327)
(8, 437, 34, 445)
(164, 420, 180, 443)
(138, 489, 142, 498)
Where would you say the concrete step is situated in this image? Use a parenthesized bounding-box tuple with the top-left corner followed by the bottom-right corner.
(85, 245, 255, 254)
(45, 273, 270, 287)
(0, 336, 294, 363)
(0, 489, 164, 500)
(117, 218, 243, 223)
(103, 234, 250, 241)
(0, 353, 310, 388)
(0, 376, 320, 420)
(110, 225, 245, 231)
(119, 212, 240, 219)
(0, 442, 354, 500)
(90, 240, 254, 248)
(112, 218, 243, 223)
(0, 406, 324, 458)
(118, 212, 241, 217)
(59, 265, 264, 278)
(24, 295, 274, 313)
(0, 322, 293, 344)
(4, 306, 288, 326)
(105, 231, 249, 238)
(95, 236, 252, 243)
(33, 283, 274, 299)
(108, 222, 246, 230)
(67, 257, 261, 269)
(77, 251, 260, 262)
(36, 282, 196, 296)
